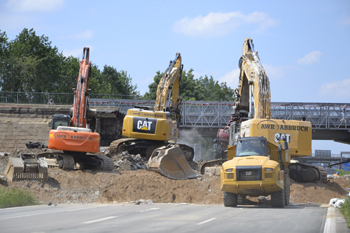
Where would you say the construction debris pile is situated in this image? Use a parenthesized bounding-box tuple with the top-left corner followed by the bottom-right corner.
(0, 149, 349, 206)
(111, 151, 148, 171)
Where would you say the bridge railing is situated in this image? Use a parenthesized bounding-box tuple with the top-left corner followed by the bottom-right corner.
(90, 99, 349, 129)
(1, 91, 348, 130)
(271, 102, 349, 129)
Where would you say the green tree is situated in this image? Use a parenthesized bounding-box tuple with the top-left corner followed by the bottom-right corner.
(89, 65, 139, 97)
(143, 68, 234, 101)
(5, 28, 61, 94)
(0, 28, 140, 103)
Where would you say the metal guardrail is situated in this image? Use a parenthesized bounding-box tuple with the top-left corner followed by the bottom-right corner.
(0, 91, 140, 105)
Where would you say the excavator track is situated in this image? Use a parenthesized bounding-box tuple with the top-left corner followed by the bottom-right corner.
(199, 159, 225, 175)
(95, 155, 114, 171)
(109, 138, 142, 155)
(37, 152, 113, 171)
(58, 154, 75, 170)
(317, 166, 328, 183)
(289, 163, 328, 183)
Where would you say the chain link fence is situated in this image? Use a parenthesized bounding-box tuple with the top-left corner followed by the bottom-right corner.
(0, 91, 141, 105)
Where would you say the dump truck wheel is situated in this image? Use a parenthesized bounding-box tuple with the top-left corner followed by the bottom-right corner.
(224, 192, 237, 207)
(271, 189, 285, 208)
(237, 195, 247, 205)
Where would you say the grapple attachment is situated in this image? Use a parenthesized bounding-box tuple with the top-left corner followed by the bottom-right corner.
(4, 154, 48, 182)
(147, 144, 199, 180)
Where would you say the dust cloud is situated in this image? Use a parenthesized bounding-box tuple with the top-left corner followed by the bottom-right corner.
(177, 128, 217, 161)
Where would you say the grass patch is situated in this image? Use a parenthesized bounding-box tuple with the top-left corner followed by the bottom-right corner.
(0, 186, 36, 208)
(341, 196, 350, 228)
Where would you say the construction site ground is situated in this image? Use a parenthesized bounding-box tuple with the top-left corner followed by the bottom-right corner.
(0, 148, 349, 206)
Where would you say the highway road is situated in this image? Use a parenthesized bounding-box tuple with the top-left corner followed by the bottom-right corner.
(0, 203, 327, 233)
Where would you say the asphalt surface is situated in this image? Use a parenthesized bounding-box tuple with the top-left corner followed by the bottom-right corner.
(0, 203, 341, 233)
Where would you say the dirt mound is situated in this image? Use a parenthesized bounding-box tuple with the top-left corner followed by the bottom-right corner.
(2, 168, 222, 205)
(290, 178, 349, 204)
(0, 150, 349, 206)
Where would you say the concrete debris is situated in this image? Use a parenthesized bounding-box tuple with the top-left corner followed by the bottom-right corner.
(329, 198, 345, 208)
(0, 152, 9, 157)
(111, 153, 148, 171)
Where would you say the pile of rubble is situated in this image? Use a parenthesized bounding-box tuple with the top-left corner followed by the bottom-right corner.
(111, 151, 148, 171)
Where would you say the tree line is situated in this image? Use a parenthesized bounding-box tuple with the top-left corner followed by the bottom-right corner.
(0, 28, 235, 102)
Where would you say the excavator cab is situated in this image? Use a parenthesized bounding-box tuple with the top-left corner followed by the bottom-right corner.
(50, 114, 71, 129)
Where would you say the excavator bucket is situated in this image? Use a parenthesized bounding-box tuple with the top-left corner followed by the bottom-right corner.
(147, 144, 200, 180)
(4, 154, 48, 182)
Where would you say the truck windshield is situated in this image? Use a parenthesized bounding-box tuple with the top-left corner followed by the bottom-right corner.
(236, 139, 268, 157)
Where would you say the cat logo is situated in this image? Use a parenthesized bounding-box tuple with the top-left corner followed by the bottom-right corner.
(137, 120, 152, 131)
(133, 117, 156, 134)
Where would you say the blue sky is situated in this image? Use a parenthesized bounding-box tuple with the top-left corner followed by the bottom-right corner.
(1, 0, 349, 154)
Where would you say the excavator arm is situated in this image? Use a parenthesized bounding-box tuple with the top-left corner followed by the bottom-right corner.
(154, 53, 183, 112)
(71, 47, 91, 128)
(233, 38, 271, 119)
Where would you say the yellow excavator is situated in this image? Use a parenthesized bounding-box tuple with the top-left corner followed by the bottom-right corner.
(109, 53, 198, 180)
(219, 38, 327, 207)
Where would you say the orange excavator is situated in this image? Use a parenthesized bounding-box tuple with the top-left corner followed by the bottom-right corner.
(5, 48, 114, 181)
(43, 47, 114, 170)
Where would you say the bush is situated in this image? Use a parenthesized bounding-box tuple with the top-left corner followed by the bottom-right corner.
(341, 196, 350, 228)
(335, 169, 350, 176)
(0, 186, 36, 208)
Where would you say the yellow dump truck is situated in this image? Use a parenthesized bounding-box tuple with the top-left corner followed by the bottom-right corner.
(220, 118, 321, 207)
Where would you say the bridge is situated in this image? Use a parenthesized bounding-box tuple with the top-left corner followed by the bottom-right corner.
(90, 99, 350, 143)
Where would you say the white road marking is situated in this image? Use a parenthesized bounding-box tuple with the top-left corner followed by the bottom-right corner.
(197, 218, 216, 225)
(83, 216, 117, 224)
(138, 208, 160, 213)
(0, 207, 98, 221)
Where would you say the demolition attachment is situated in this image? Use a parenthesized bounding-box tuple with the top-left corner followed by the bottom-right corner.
(4, 154, 48, 182)
(147, 144, 199, 180)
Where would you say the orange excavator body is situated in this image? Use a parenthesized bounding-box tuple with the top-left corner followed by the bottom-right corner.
(48, 129, 100, 153)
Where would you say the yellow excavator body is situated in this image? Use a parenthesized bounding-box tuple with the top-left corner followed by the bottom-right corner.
(122, 108, 177, 141)
(110, 53, 198, 180)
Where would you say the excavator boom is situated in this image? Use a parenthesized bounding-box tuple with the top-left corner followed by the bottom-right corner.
(72, 47, 91, 128)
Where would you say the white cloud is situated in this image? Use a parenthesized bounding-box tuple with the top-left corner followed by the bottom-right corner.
(218, 68, 240, 89)
(72, 30, 94, 39)
(173, 11, 278, 37)
(319, 78, 350, 100)
(297, 51, 322, 65)
(7, 0, 64, 12)
(339, 14, 350, 26)
(0, 12, 39, 29)
(62, 46, 94, 58)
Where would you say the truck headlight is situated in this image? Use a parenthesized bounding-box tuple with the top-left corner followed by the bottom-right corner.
(266, 168, 273, 172)
(226, 168, 233, 172)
